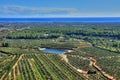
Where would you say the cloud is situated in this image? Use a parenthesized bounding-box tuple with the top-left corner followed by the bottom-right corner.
(0, 5, 80, 17)
(0, 5, 119, 17)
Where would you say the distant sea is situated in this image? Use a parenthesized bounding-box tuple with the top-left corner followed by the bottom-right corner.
(0, 17, 120, 22)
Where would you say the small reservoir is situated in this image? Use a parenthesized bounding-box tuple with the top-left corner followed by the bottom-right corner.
(40, 48, 66, 54)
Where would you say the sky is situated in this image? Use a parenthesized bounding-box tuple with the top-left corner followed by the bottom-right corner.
(0, 0, 120, 18)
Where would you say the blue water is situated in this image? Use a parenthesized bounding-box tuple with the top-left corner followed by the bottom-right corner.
(41, 48, 66, 54)
(0, 17, 120, 22)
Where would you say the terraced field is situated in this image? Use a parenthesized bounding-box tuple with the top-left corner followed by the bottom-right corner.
(96, 56, 120, 80)
(1, 21, 120, 80)
(2, 53, 87, 80)
(1, 46, 119, 80)
(67, 55, 109, 80)
(0, 52, 20, 79)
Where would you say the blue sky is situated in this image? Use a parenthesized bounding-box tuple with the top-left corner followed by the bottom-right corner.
(0, 0, 120, 17)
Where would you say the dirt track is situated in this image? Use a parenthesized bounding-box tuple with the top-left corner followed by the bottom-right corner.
(8, 54, 24, 80)
(60, 54, 88, 74)
(60, 54, 116, 80)
(91, 58, 116, 80)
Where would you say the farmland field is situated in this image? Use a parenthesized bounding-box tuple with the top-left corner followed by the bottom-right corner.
(0, 23, 120, 80)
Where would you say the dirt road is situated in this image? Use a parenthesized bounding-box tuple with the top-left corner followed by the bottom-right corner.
(91, 58, 116, 80)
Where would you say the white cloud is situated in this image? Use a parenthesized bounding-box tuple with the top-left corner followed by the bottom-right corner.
(0, 5, 120, 17)
(0, 5, 80, 17)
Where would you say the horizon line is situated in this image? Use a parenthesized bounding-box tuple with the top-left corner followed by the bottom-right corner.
(0, 17, 120, 22)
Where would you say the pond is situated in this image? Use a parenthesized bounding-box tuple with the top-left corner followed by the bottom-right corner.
(40, 48, 66, 54)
